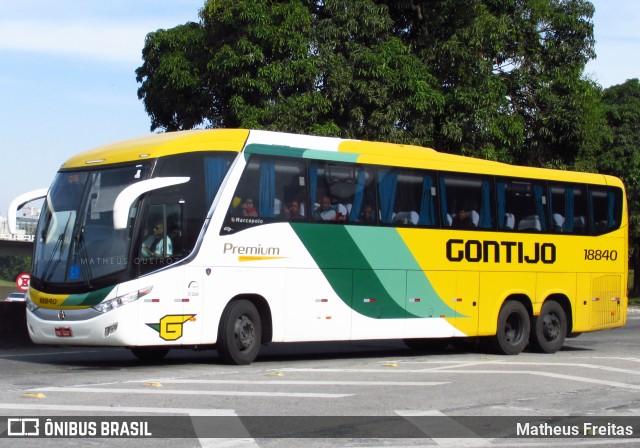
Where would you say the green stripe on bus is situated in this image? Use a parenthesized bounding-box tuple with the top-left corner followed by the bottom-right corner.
(301, 149, 359, 163)
(346, 227, 459, 317)
(244, 144, 359, 163)
(290, 224, 457, 319)
(244, 144, 307, 159)
(61, 286, 115, 307)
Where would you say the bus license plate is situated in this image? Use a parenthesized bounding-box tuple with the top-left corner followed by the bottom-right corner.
(55, 327, 73, 337)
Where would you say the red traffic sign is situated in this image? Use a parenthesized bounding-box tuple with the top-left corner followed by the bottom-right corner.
(16, 272, 30, 291)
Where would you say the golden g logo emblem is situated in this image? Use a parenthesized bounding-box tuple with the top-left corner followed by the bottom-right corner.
(146, 314, 195, 341)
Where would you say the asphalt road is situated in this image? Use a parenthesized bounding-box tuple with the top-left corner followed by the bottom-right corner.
(0, 308, 639, 447)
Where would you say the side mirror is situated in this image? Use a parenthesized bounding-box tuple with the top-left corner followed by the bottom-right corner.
(8, 188, 48, 234)
(112, 177, 189, 229)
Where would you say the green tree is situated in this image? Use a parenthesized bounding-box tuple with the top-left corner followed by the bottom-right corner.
(200, 0, 321, 130)
(137, 0, 444, 142)
(137, 0, 604, 167)
(599, 79, 640, 292)
(383, 0, 605, 167)
(136, 22, 211, 131)
(0, 256, 32, 283)
(309, 0, 443, 142)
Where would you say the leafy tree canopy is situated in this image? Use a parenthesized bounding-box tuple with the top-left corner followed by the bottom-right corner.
(0, 256, 32, 283)
(136, 0, 603, 168)
(600, 79, 640, 241)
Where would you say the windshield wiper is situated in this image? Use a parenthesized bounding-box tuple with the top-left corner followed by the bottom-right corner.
(42, 233, 63, 282)
(42, 213, 73, 282)
(74, 226, 93, 289)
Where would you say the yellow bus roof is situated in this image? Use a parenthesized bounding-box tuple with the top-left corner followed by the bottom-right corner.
(60, 129, 622, 188)
(61, 129, 250, 169)
(340, 140, 619, 187)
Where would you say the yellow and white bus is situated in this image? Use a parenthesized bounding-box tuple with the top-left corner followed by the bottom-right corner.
(12, 129, 628, 364)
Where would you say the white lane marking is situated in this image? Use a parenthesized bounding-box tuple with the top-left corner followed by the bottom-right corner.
(576, 357, 640, 363)
(396, 410, 489, 447)
(281, 368, 640, 391)
(0, 403, 235, 414)
(285, 360, 640, 375)
(156, 379, 448, 386)
(32, 386, 351, 398)
(396, 360, 640, 374)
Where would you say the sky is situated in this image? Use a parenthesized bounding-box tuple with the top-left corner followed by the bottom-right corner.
(1, 0, 639, 217)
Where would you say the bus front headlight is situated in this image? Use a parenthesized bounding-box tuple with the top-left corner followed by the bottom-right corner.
(25, 291, 39, 312)
(92, 286, 152, 313)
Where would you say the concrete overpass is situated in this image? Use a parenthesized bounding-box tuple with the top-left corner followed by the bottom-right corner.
(0, 239, 34, 257)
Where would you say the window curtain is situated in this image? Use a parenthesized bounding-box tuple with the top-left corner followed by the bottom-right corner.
(479, 180, 492, 229)
(418, 176, 435, 226)
(349, 168, 366, 222)
(608, 191, 616, 227)
(258, 161, 275, 217)
(309, 165, 318, 213)
(588, 189, 595, 234)
(439, 177, 449, 227)
(533, 185, 547, 231)
(564, 188, 575, 233)
(205, 157, 228, 205)
(378, 171, 397, 224)
(496, 181, 506, 229)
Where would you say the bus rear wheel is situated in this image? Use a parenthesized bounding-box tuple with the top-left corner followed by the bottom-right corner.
(491, 301, 530, 355)
(217, 300, 262, 365)
(530, 301, 567, 353)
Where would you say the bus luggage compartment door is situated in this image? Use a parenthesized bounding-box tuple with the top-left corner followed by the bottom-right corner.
(590, 274, 624, 329)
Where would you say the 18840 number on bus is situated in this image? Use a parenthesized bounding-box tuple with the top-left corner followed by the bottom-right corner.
(584, 249, 618, 261)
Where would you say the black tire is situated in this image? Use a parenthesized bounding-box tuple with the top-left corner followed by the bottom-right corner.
(491, 301, 530, 355)
(404, 337, 451, 352)
(217, 300, 262, 365)
(529, 301, 567, 353)
(131, 347, 170, 362)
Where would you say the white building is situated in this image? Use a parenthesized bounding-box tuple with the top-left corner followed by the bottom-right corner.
(0, 207, 40, 241)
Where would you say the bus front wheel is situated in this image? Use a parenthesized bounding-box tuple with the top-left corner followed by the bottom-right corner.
(217, 300, 262, 365)
(491, 301, 530, 355)
(529, 301, 567, 353)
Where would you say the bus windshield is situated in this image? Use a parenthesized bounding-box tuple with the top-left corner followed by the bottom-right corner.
(33, 164, 150, 285)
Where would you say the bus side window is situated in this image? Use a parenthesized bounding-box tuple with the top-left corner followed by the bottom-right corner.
(496, 181, 516, 231)
(549, 183, 587, 234)
(440, 174, 493, 230)
(310, 162, 375, 223)
(590, 187, 622, 235)
(230, 156, 307, 224)
(571, 186, 588, 234)
(140, 205, 172, 260)
(155, 152, 232, 254)
(390, 169, 438, 227)
(549, 187, 563, 233)
(166, 208, 183, 255)
(504, 180, 547, 233)
(350, 166, 376, 224)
